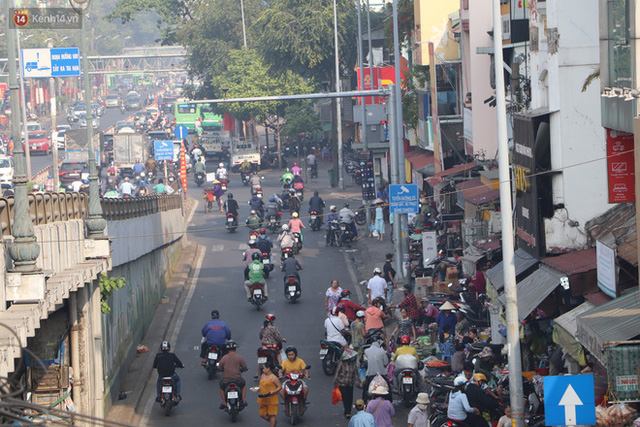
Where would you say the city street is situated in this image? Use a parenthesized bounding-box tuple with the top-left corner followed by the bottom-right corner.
(135, 168, 386, 426)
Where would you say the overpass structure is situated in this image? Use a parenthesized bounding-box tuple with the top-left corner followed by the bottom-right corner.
(0, 192, 186, 421)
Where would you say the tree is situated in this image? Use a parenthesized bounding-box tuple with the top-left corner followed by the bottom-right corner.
(282, 103, 321, 138)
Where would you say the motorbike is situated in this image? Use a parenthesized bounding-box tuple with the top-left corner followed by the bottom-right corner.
(398, 362, 424, 408)
(266, 212, 282, 234)
(319, 340, 344, 376)
(336, 222, 355, 247)
(288, 194, 300, 214)
(159, 376, 180, 416)
(364, 327, 385, 346)
(204, 344, 223, 380)
(220, 179, 228, 192)
(195, 172, 205, 187)
(249, 229, 261, 241)
(241, 172, 251, 186)
(292, 232, 302, 254)
(309, 163, 318, 179)
(309, 210, 322, 231)
(257, 347, 278, 374)
(226, 213, 238, 232)
(326, 220, 340, 247)
(255, 187, 264, 199)
(262, 252, 274, 278)
(355, 204, 367, 226)
(248, 282, 267, 310)
(284, 274, 301, 303)
(222, 381, 245, 422)
(281, 246, 294, 262)
(293, 184, 304, 202)
(282, 367, 311, 425)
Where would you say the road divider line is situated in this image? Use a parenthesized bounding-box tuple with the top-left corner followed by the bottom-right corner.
(210, 244, 224, 252)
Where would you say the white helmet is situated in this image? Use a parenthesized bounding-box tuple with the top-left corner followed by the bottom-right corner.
(219, 163, 224, 168)
(373, 267, 382, 274)
(282, 224, 289, 231)
(454, 376, 467, 387)
(329, 205, 336, 211)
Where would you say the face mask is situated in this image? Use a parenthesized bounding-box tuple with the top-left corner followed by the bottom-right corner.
(417, 404, 428, 411)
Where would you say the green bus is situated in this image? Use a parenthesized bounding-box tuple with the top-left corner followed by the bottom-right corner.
(174, 99, 223, 132)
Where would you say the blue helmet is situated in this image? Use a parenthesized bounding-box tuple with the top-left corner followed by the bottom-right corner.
(269, 195, 275, 202)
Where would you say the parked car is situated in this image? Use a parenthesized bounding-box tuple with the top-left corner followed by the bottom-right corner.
(25, 130, 51, 155)
(105, 94, 120, 108)
(59, 161, 87, 184)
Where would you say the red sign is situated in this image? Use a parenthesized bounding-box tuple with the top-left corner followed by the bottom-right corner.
(179, 141, 188, 200)
(0, 83, 7, 100)
(13, 10, 29, 27)
(606, 128, 635, 203)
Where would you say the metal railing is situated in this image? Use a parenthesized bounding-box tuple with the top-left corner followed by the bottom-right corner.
(0, 193, 182, 236)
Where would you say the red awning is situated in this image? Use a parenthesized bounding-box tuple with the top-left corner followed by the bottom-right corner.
(406, 151, 434, 170)
(459, 177, 500, 206)
(435, 162, 476, 178)
(542, 248, 597, 276)
(584, 291, 613, 306)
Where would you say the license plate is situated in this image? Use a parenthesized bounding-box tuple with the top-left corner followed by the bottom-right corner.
(228, 218, 234, 222)
(222, 185, 227, 190)
(311, 215, 316, 220)
(162, 386, 172, 393)
(208, 352, 218, 360)
(263, 259, 269, 265)
(402, 377, 413, 384)
(227, 391, 238, 399)
(258, 357, 267, 364)
(257, 194, 262, 198)
(270, 218, 276, 223)
(319, 349, 328, 356)
(288, 286, 297, 292)
(340, 226, 346, 230)
(253, 289, 262, 296)
(296, 192, 302, 197)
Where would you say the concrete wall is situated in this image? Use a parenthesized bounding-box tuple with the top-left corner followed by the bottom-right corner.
(101, 209, 184, 412)
(33, 219, 85, 273)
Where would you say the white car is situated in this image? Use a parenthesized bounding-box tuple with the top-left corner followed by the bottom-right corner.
(27, 121, 43, 132)
(146, 107, 159, 118)
(105, 94, 120, 108)
(53, 125, 71, 150)
(0, 155, 15, 184)
(78, 114, 100, 129)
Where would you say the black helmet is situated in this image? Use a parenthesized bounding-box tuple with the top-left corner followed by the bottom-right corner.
(343, 203, 349, 208)
(211, 310, 220, 319)
(228, 193, 233, 199)
(161, 341, 171, 352)
(252, 252, 261, 261)
(226, 340, 238, 351)
(285, 346, 297, 357)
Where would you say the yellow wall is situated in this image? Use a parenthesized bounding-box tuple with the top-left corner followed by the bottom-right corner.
(413, 0, 460, 66)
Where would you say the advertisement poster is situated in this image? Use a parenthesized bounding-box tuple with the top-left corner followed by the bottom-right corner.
(606, 129, 635, 203)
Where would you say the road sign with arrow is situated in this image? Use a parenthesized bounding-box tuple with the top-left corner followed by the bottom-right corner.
(544, 374, 596, 426)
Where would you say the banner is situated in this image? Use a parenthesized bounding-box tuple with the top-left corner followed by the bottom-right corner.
(179, 141, 187, 200)
(605, 344, 640, 402)
(606, 128, 635, 203)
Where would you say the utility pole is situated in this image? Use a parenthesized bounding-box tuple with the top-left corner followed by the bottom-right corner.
(49, 41, 59, 191)
(16, 33, 32, 179)
(387, 84, 403, 275)
(492, 0, 524, 424)
(333, 0, 344, 190)
(356, 0, 372, 228)
(240, 0, 247, 48)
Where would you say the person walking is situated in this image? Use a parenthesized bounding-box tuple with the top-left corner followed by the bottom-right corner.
(382, 254, 396, 305)
(325, 280, 343, 316)
(334, 348, 359, 419)
(372, 199, 385, 241)
(365, 385, 395, 427)
(257, 361, 281, 427)
(407, 393, 430, 427)
(348, 399, 376, 427)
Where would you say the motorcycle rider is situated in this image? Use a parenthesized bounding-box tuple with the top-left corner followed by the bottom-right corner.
(194, 157, 206, 177)
(448, 377, 485, 427)
(249, 171, 262, 191)
(133, 159, 145, 176)
(391, 335, 422, 391)
(224, 193, 239, 222)
(278, 346, 309, 408)
(256, 228, 274, 264)
(308, 190, 325, 224)
(239, 159, 252, 173)
(281, 169, 294, 188)
(281, 252, 303, 293)
(244, 252, 268, 301)
(292, 173, 304, 190)
(337, 290, 365, 322)
(218, 340, 248, 409)
(278, 224, 295, 260)
(287, 212, 306, 247)
(339, 203, 358, 239)
(291, 162, 301, 176)
(243, 239, 262, 280)
(306, 152, 317, 176)
(153, 341, 184, 402)
(200, 310, 232, 365)
(246, 209, 262, 230)
(216, 162, 229, 181)
(249, 193, 265, 218)
(265, 194, 283, 224)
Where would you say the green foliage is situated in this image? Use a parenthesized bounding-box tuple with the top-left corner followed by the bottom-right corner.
(256, 0, 358, 83)
(402, 66, 429, 130)
(383, 0, 414, 50)
(99, 273, 126, 314)
(281, 103, 322, 138)
(210, 49, 316, 122)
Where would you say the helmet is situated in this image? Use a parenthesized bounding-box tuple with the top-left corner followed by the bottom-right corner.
(282, 224, 289, 231)
(251, 252, 261, 260)
(285, 346, 298, 356)
(373, 267, 382, 274)
(228, 193, 233, 199)
(161, 341, 171, 352)
(331, 306, 340, 316)
(473, 373, 487, 382)
(248, 239, 257, 246)
(266, 314, 276, 322)
(211, 310, 220, 318)
(343, 203, 349, 208)
(219, 163, 224, 167)
(82, 179, 89, 184)
(356, 310, 365, 318)
(400, 335, 411, 345)
(259, 228, 266, 235)
(330, 205, 336, 211)
(269, 195, 275, 202)
(140, 172, 145, 177)
(454, 377, 467, 387)
(294, 162, 298, 166)
(250, 209, 257, 215)
(226, 340, 238, 351)
(340, 289, 351, 298)
(292, 212, 299, 218)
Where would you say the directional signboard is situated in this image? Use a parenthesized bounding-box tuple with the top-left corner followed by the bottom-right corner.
(22, 48, 80, 78)
(544, 374, 596, 426)
(174, 125, 189, 140)
(389, 184, 419, 214)
(154, 140, 174, 161)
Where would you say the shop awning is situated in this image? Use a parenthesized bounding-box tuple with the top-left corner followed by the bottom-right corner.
(486, 248, 538, 292)
(576, 289, 640, 365)
(406, 151, 434, 175)
(458, 177, 500, 206)
(424, 162, 476, 186)
(498, 264, 565, 320)
(553, 301, 594, 365)
(542, 248, 597, 275)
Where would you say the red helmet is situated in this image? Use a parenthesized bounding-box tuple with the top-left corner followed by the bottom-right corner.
(400, 335, 411, 345)
(294, 162, 298, 166)
(340, 289, 351, 298)
(266, 314, 276, 322)
(259, 228, 266, 235)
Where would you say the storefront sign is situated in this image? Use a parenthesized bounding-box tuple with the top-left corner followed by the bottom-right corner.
(605, 344, 640, 402)
(422, 232, 438, 267)
(606, 129, 635, 203)
(596, 241, 617, 298)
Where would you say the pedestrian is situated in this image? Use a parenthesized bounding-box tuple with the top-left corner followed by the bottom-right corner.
(395, 285, 420, 324)
(435, 301, 457, 335)
(367, 268, 387, 304)
(334, 348, 359, 419)
(365, 384, 395, 427)
(407, 393, 430, 427)
(257, 361, 281, 427)
(382, 254, 396, 305)
(497, 404, 513, 427)
(390, 308, 417, 344)
(372, 199, 385, 241)
(348, 399, 376, 427)
(325, 280, 343, 316)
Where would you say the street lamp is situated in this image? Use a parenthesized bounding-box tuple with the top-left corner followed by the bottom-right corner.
(333, 0, 344, 189)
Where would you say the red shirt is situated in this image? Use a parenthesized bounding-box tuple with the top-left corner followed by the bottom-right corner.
(337, 299, 366, 321)
(398, 293, 420, 319)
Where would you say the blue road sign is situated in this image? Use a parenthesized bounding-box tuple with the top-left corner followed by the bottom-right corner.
(154, 140, 174, 161)
(22, 48, 80, 78)
(389, 184, 419, 214)
(544, 374, 596, 426)
(174, 125, 189, 140)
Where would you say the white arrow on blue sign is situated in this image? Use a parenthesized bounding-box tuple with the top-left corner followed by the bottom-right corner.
(174, 125, 189, 140)
(154, 140, 174, 161)
(389, 184, 419, 214)
(544, 374, 596, 426)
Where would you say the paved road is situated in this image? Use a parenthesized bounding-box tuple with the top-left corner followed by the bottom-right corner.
(140, 169, 370, 426)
